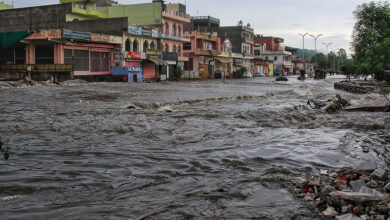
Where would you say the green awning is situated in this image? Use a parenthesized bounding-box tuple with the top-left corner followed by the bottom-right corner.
(0, 31, 32, 49)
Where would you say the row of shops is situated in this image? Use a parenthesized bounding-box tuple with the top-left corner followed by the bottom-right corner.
(0, 27, 186, 82)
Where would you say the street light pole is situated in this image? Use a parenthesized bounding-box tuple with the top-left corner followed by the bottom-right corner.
(298, 33, 308, 60)
(309, 34, 323, 70)
(322, 42, 332, 73)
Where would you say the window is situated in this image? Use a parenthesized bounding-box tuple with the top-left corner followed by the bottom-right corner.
(173, 45, 177, 53)
(91, 52, 110, 72)
(125, 39, 131, 51)
(133, 40, 138, 52)
(178, 26, 181, 37)
(183, 42, 191, 50)
(165, 23, 169, 35)
(265, 56, 268, 60)
(178, 46, 181, 57)
(64, 49, 89, 71)
(164, 44, 169, 52)
(254, 50, 260, 56)
(143, 41, 149, 52)
(274, 56, 278, 61)
(35, 44, 54, 64)
(0, 44, 26, 64)
(150, 41, 155, 50)
(172, 24, 176, 36)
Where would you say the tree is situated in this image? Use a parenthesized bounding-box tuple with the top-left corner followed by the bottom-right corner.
(352, 1, 390, 79)
(311, 53, 327, 70)
(340, 59, 358, 81)
(338, 48, 347, 60)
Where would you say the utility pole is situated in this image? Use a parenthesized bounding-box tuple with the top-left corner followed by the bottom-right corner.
(323, 42, 332, 73)
(309, 34, 323, 70)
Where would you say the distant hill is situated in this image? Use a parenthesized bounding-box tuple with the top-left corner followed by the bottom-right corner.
(286, 46, 319, 62)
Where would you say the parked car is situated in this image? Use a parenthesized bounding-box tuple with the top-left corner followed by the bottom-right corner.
(253, 72, 265, 77)
(243, 72, 252, 78)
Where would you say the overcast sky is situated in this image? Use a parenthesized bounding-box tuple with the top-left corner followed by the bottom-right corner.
(5, 0, 378, 55)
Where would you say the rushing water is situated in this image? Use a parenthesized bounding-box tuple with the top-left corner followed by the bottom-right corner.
(0, 76, 389, 219)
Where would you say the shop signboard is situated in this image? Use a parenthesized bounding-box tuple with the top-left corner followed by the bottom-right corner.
(161, 34, 182, 41)
(146, 50, 163, 59)
(128, 52, 145, 60)
(142, 29, 152, 37)
(128, 26, 142, 36)
(152, 30, 161, 38)
(63, 29, 91, 41)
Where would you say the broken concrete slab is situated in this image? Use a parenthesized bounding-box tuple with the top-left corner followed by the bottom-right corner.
(356, 161, 377, 172)
(371, 168, 387, 180)
(359, 186, 384, 198)
(330, 191, 381, 203)
(349, 179, 366, 192)
(335, 213, 361, 220)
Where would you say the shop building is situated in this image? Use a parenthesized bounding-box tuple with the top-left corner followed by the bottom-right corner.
(183, 31, 220, 79)
(254, 35, 293, 75)
(186, 16, 254, 73)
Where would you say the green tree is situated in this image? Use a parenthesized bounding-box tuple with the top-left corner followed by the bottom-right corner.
(340, 59, 358, 81)
(311, 53, 327, 70)
(338, 48, 347, 60)
(352, 1, 390, 79)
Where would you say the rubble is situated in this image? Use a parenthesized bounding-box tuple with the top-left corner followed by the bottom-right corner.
(322, 206, 339, 218)
(371, 169, 387, 180)
(335, 213, 361, 220)
(276, 76, 288, 81)
(334, 81, 375, 94)
(292, 165, 390, 219)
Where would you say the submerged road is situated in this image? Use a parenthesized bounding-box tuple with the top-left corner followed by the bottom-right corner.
(0, 76, 389, 219)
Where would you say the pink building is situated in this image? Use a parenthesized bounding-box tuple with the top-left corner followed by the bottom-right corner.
(23, 29, 122, 76)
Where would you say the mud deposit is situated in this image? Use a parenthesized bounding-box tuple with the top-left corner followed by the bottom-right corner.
(0, 76, 389, 219)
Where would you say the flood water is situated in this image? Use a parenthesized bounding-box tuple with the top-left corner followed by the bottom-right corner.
(0, 76, 389, 219)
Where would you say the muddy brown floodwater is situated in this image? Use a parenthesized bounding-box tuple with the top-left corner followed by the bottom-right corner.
(0, 76, 389, 219)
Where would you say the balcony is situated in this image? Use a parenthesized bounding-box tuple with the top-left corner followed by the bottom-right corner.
(196, 33, 218, 41)
(162, 11, 191, 23)
(195, 49, 219, 56)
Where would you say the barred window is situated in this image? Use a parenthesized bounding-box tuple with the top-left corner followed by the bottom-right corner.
(91, 52, 110, 72)
(64, 49, 89, 71)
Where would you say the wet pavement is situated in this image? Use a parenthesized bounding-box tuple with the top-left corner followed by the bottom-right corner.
(0, 76, 389, 219)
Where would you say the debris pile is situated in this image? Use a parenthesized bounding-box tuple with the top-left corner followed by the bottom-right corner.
(334, 81, 374, 94)
(293, 164, 390, 219)
(307, 94, 350, 113)
(276, 76, 288, 82)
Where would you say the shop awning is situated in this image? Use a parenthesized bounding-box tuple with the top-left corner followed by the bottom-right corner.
(215, 57, 232, 64)
(147, 58, 168, 66)
(0, 31, 32, 49)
